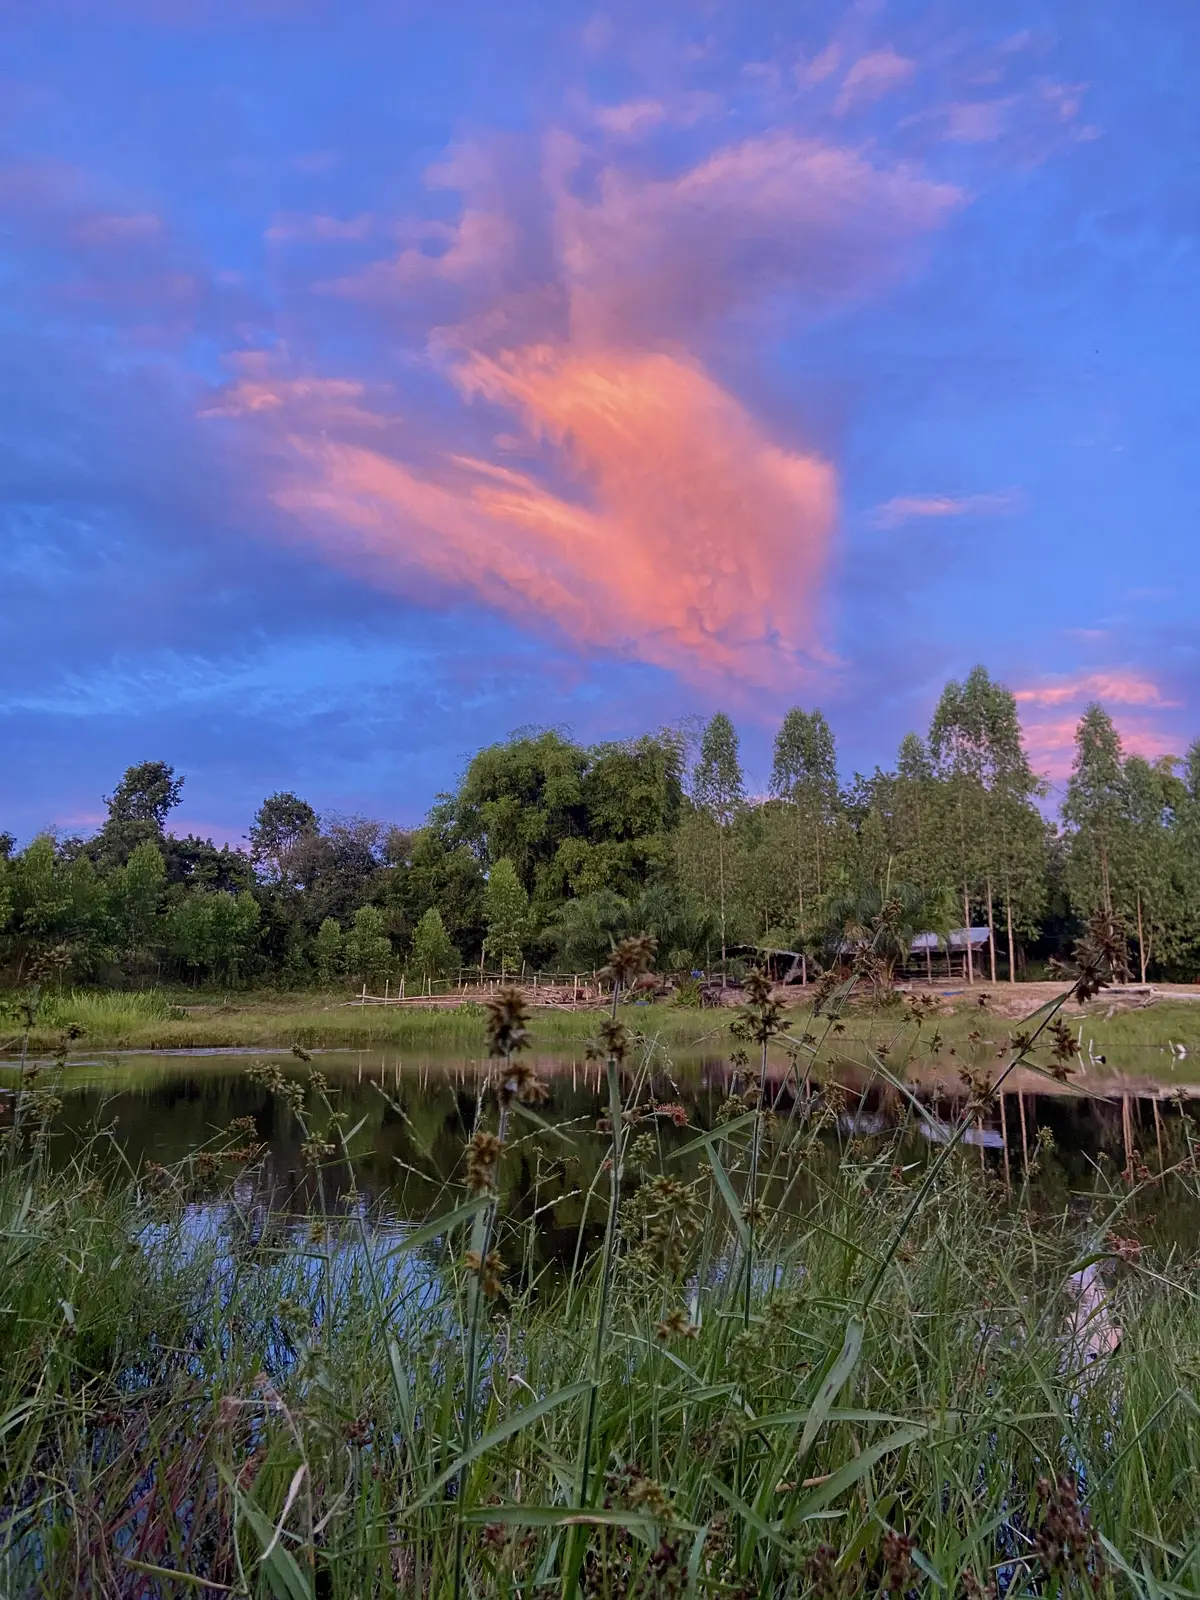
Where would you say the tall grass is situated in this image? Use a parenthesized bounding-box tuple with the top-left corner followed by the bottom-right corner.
(4, 991, 730, 1055)
(2, 976, 1200, 1596)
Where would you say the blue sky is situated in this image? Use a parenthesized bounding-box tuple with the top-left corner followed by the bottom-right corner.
(2, 0, 1197, 842)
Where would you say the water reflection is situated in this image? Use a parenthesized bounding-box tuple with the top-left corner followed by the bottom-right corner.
(4, 1047, 1199, 1260)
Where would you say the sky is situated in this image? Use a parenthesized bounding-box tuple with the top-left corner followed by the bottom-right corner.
(2, 0, 1198, 843)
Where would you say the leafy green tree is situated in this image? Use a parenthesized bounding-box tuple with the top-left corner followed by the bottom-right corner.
(930, 666, 1043, 982)
(166, 890, 260, 984)
(109, 840, 166, 971)
(453, 732, 588, 893)
(693, 713, 744, 970)
(580, 735, 684, 842)
(163, 835, 253, 893)
(382, 824, 485, 962)
(1122, 754, 1187, 981)
(1063, 705, 1128, 921)
(107, 761, 184, 828)
(1, 836, 108, 981)
(408, 907, 459, 989)
(542, 890, 630, 972)
(770, 707, 840, 930)
(818, 875, 951, 999)
(630, 884, 718, 974)
(483, 858, 528, 975)
(249, 792, 319, 884)
(0, 855, 11, 950)
(1171, 740, 1200, 970)
(95, 761, 183, 867)
(312, 918, 345, 987)
(344, 905, 393, 988)
(889, 734, 944, 900)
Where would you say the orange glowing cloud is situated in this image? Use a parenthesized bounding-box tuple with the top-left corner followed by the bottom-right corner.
(1014, 673, 1178, 709)
(215, 122, 961, 684)
(1013, 671, 1182, 780)
(274, 346, 836, 684)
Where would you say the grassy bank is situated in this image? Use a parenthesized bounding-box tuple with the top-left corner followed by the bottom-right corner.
(3, 977, 1200, 1595)
(6, 985, 1200, 1091)
(2, 987, 726, 1055)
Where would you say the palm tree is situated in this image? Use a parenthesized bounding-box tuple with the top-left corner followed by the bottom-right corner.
(817, 872, 952, 1000)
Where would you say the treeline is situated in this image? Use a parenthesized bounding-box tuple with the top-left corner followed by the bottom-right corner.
(3, 667, 1199, 990)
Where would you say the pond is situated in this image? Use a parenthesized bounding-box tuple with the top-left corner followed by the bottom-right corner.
(4, 1042, 1199, 1263)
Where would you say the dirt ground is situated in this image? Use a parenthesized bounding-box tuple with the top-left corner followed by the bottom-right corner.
(763, 979, 1200, 1021)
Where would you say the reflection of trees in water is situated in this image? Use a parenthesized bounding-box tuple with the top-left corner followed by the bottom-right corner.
(36, 1052, 1200, 1266)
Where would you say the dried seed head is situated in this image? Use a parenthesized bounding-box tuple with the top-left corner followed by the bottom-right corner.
(881, 1530, 916, 1596)
(654, 1307, 699, 1342)
(464, 1247, 505, 1298)
(811, 969, 841, 1016)
(743, 968, 773, 1007)
(485, 987, 532, 1059)
(603, 934, 657, 991)
(465, 1129, 505, 1195)
(1033, 1473, 1102, 1586)
(803, 1543, 841, 1600)
(596, 1016, 631, 1065)
(654, 1102, 689, 1128)
(495, 1057, 549, 1108)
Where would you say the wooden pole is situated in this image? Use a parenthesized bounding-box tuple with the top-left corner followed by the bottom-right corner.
(963, 885, 974, 985)
(1122, 1095, 1134, 1178)
(1000, 1092, 1011, 1190)
(1153, 1097, 1164, 1173)
(1137, 893, 1147, 986)
(1018, 1091, 1028, 1170)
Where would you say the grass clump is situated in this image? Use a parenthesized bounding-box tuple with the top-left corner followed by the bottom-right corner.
(2, 968, 1200, 1596)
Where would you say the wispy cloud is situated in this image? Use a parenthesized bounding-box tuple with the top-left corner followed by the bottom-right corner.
(871, 491, 1020, 528)
(835, 49, 916, 113)
(1014, 672, 1179, 709)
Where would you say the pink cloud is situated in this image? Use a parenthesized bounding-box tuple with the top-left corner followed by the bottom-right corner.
(272, 347, 836, 685)
(798, 43, 841, 86)
(1013, 671, 1184, 780)
(217, 122, 961, 685)
(1014, 673, 1179, 709)
(1021, 712, 1181, 780)
(835, 49, 916, 113)
(552, 132, 962, 342)
(592, 99, 668, 137)
(872, 491, 1019, 527)
(202, 373, 387, 430)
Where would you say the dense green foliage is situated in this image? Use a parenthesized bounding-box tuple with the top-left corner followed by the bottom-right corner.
(5, 669, 1200, 989)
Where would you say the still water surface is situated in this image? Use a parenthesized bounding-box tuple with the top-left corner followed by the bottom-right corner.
(5, 1046, 1199, 1261)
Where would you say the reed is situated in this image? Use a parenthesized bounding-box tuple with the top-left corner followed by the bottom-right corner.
(1, 966, 1199, 1596)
